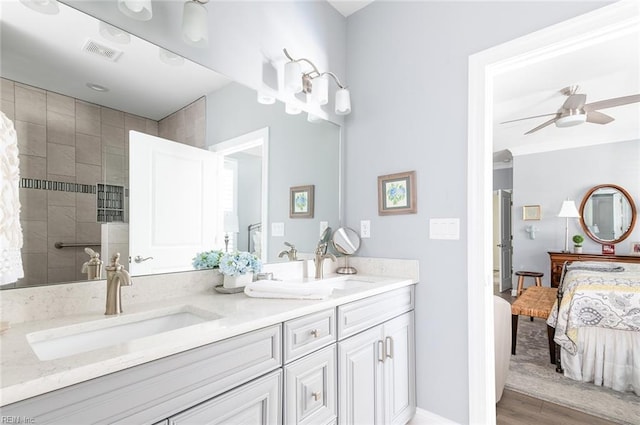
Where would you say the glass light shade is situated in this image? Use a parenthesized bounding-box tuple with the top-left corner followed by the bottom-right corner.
(285, 103, 301, 115)
(117, 0, 152, 21)
(257, 92, 276, 105)
(558, 200, 580, 218)
(19, 0, 59, 14)
(335, 88, 351, 115)
(182, 0, 208, 47)
(99, 22, 131, 44)
(311, 75, 329, 105)
(284, 61, 303, 93)
(307, 113, 322, 123)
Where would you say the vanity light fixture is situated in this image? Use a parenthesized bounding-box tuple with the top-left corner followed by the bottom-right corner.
(257, 92, 276, 105)
(558, 199, 580, 252)
(159, 48, 185, 66)
(117, 0, 152, 21)
(182, 0, 209, 47)
(19, 0, 59, 15)
(285, 103, 302, 115)
(283, 48, 351, 115)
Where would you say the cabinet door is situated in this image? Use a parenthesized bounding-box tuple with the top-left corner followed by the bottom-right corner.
(382, 312, 416, 425)
(337, 326, 383, 425)
(284, 345, 337, 425)
(169, 370, 282, 425)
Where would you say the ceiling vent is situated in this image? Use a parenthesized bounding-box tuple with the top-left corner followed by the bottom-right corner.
(82, 39, 123, 62)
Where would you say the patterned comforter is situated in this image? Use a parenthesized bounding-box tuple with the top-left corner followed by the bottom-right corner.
(547, 262, 640, 355)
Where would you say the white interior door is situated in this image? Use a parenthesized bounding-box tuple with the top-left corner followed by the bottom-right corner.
(129, 131, 219, 276)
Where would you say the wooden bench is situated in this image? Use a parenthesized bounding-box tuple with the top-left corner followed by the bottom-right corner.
(511, 286, 558, 364)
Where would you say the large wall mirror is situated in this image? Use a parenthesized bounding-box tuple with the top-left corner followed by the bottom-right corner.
(1, 1, 341, 288)
(579, 184, 637, 244)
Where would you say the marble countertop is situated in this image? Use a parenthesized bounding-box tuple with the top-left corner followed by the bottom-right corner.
(0, 274, 415, 406)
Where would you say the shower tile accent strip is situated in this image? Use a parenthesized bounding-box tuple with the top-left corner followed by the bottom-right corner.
(19, 178, 97, 194)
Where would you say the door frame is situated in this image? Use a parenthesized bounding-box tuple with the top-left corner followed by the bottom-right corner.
(467, 2, 638, 422)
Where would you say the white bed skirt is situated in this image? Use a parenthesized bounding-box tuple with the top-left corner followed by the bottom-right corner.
(561, 327, 640, 396)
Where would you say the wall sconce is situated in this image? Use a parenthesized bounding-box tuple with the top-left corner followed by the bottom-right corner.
(19, 0, 59, 15)
(283, 48, 351, 115)
(525, 225, 539, 240)
(182, 0, 209, 47)
(117, 0, 152, 21)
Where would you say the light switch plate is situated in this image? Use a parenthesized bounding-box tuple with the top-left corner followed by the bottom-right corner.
(360, 220, 371, 238)
(429, 218, 460, 240)
(271, 222, 285, 237)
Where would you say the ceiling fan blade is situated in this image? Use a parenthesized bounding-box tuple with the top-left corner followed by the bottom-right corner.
(584, 94, 640, 112)
(586, 110, 615, 124)
(500, 112, 557, 124)
(524, 115, 559, 135)
(562, 93, 586, 110)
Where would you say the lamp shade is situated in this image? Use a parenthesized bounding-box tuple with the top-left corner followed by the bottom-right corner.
(223, 212, 239, 233)
(284, 61, 303, 93)
(311, 75, 329, 105)
(19, 0, 59, 14)
(558, 200, 580, 218)
(117, 0, 152, 21)
(335, 88, 351, 115)
(182, 0, 208, 47)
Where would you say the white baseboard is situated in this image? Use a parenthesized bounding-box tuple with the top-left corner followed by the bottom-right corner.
(408, 407, 460, 425)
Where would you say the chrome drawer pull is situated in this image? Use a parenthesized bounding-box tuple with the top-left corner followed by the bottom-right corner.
(378, 340, 385, 362)
(312, 391, 322, 401)
(385, 336, 394, 359)
(310, 329, 320, 338)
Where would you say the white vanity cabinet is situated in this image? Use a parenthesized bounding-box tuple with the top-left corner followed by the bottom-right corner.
(337, 287, 416, 425)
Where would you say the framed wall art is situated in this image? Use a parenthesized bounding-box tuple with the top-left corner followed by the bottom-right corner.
(290, 185, 314, 218)
(378, 171, 417, 215)
(522, 205, 541, 221)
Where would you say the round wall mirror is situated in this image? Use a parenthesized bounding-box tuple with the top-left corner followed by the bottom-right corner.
(332, 227, 361, 274)
(579, 184, 637, 244)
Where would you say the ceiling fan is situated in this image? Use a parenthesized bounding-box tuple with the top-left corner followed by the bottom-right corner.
(501, 85, 640, 135)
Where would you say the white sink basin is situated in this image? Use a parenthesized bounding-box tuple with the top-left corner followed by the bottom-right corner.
(27, 306, 220, 361)
(314, 278, 373, 290)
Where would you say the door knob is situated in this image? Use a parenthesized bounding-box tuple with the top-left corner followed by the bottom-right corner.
(134, 255, 154, 263)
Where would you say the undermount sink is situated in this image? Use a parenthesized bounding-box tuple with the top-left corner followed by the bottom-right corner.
(314, 278, 373, 290)
(27, 306, 221, 361)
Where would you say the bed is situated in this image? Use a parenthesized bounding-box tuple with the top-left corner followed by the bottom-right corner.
(547, 261, 640, 395)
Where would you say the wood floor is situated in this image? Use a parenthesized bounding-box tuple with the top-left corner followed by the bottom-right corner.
(497, 389, 622, 425)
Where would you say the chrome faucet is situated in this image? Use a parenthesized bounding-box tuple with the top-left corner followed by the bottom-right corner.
(314, 242, 336, 279)
(278, 242, 298, 261)
(105, 253, 132, 315)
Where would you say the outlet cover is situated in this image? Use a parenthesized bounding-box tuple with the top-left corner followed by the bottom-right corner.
(271, 222, 285, 237)
(360, 220, 371, 238)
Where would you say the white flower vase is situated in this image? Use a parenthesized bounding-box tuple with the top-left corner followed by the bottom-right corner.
(223, 273, 253, 289)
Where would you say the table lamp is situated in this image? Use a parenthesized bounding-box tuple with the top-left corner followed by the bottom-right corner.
(223, 212, 239, 252)
(557, 200, 580, 252)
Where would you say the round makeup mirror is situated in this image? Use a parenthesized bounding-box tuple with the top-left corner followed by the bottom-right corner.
(579, 184, 637, 244)
(332, 227, 361, 274)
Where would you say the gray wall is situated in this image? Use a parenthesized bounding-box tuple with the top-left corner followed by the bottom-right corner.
(512, 140, 640, 287)
(493, 167, 513, 191)
(343, 1, 610, 422)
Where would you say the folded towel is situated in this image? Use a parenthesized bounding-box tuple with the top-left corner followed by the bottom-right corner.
(244, 280, 333, 300)
(566, 261, 625, 272)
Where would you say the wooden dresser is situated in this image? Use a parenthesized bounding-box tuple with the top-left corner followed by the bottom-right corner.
(547, 251, 640, 287)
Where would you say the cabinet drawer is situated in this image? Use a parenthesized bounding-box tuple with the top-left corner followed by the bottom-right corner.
(284, 345, 337, 425)
(3, 325, 282, 425)
(338, 286, 414, 340)
(284, 308, 336, 363)
(169, 370, 282, 425)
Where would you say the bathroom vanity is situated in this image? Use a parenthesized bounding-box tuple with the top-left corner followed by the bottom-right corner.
(0, 266, 417, 424)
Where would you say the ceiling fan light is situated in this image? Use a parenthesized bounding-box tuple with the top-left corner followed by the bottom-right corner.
(182, 0, 208, 47)
(555, 113, 586, 128)
(117, 0, 152, 21)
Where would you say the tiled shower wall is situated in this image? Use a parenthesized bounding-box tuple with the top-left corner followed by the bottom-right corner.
(2, 77, 206, 287)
